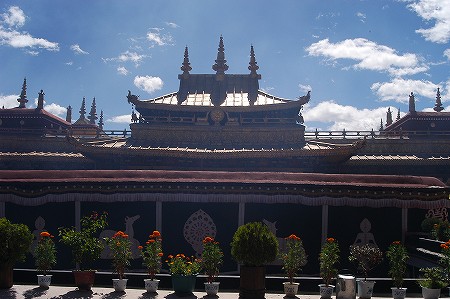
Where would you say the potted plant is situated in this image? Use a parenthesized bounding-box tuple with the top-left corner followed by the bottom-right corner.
(58, 211, 108, 291)
(201, 236, 224, 296)
(0, 218, 33, 289)
(104, 230, 132, 292)
(386, 241, 409, 299)
(439, 240, 450, 286)
(139, 230, 163, 293)
(319, 237, 340, 299)
(349, 244, 383, 299)
(230, 221, 279, 299)
(34, 231, 57, 288)
(418, 267, 447, 299)
(166, 253, 202, 295)
(280, 234, 307, 297)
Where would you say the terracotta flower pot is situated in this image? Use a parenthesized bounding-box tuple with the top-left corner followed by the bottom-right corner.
(73, 270, 96, 291)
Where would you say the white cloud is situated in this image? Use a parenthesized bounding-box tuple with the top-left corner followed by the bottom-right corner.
(107, 114, 133, 123)
(165, 22, 179, 28)
(306, 38, 427, 76)
(134, 75, 163, 94)
(1, 6, 25, 27)
(44, 103, 67, 118)
(103, 51, 148, 67)
(65, 61, 73, 66)
(147, 30, 174, 46)
(303, 101, 395, 131)
(444, 48, 450, 60)
(0, 6, 59, 52)
(371, 78, 440, 102)
(405, 0, 450, 43)
(70, 44, 89, 55)
(356, 12, 366, 23)
(0, 94, 19, 108)
(298, 84, 312, 94)
(117, 66, 129, 76)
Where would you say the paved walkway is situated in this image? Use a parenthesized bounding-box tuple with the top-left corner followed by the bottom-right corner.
(0, 285, 428, 299)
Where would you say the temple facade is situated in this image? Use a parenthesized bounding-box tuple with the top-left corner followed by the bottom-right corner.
(0, 38, 449, 279)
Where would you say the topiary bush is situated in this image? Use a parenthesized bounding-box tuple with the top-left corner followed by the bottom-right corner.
(230, 222, 278, 266)
(0, 217, 33, 267)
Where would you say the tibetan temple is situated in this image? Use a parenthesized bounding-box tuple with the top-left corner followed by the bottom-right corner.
(0, 37, 449, 280)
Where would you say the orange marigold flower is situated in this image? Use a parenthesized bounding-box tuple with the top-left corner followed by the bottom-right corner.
(441, 244, 449, 250)
(153, 230, 161, 237)
(168, 255, 173, 259)
(286, 234, 300, 240)
(392, 241, 401, 245)
(326, 237, 335, 243)
(138, 246, 143, 250)
(122, 234, 129, 238)
(203, 236, 213, 243)
(158, 252, 164, 257)
(149, 239, 155, 243)
(40, 231, 51, 237)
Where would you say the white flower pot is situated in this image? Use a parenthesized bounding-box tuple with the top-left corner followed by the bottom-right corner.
(205, 281, 220, 296)
(357, 280, 375, 299)
(283, 282, 299, 297)
(37, 274, 52, 288)
(391, 287, 407, 299)
(112, 278, 128, 292)
(422, 287, 441, 299)
(144, 279, 160, 293)
(319, 284, 334, 299)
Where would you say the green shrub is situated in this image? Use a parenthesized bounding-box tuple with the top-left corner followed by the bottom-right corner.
(0, 218, 33, 267)
(230, 222, 278, 266)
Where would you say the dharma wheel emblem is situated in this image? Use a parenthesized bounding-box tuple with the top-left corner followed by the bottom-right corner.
(210, 108, 225, 123)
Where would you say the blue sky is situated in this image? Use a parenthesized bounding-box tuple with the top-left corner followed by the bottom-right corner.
(0, 0, 449, 131)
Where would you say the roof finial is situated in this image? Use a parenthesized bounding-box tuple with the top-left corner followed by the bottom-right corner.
(180, 46, 192, 78)
(17, 78, 28, 108)
(88, 97, 97, 124)
(212, 35, 228, 80)
(434, 87, 444, 112)
(379, 118, 384, 131)
(98, 110, 104, 130)
(408, 92, 416, 113)
(66, 105, 72, 123)
(386, 107, 393, 126)
(37, 90, 44, 110)
(396, 108, 401, 121)
(248, 45, 259, 78)
(79, 97, 86, 120)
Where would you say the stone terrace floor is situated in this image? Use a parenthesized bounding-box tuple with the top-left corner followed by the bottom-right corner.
(0, 285, 434, 299)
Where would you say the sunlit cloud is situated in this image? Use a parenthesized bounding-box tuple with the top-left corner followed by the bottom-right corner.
(304, 101, 396, 131)
(405, 0, 450, 43)
(147, 29, 174, 46)
(103, 51, 148, 67)
(356, 12, 366, 23)
(0, 6, 59, 52)
(117, 66, 129, 76)
(306, 38, 428, 76)
(44, 103, 67, 118)
(165, 22, 179, 28)
(371, 78, 441, 102)
(134, 75, 163, 94)
(70, 44, 89, 55)
(107, 114, 133, 123)
(0, 94, 19, 108)
(1, 6, 25, 27)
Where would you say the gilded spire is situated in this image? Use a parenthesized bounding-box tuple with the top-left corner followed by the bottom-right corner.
(212, 36, 228, 80)
(248, 45, 259, 77)
(98, 110, 104, 130)
(88, 97, 97, 124)
(79, 97, 86, 120)
(180, 46, 192, 78)
(17, 78, 28, 108)
(434, 87, 444, 112)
